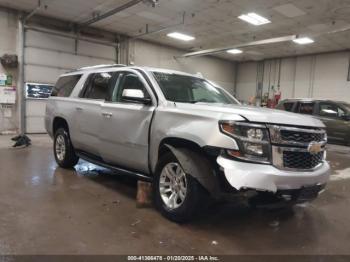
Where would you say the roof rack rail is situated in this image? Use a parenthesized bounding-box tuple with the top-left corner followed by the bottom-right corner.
(76, 64, 127, 71)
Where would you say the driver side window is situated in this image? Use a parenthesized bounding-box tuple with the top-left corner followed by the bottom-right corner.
(319, 103, 345, 118)
(112, 73, 150, 103)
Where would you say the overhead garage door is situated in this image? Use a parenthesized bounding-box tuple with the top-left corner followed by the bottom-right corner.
(24, 29, 117, 133)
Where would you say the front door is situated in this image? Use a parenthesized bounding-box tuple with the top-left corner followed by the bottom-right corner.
(99, 70, 156, 173)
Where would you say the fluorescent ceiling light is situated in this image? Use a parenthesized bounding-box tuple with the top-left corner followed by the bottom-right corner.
(167, 32, 195, 41)
(227, 49, 243, 54)
(293, 37, 314, 44)
(238, 13, 271, 26)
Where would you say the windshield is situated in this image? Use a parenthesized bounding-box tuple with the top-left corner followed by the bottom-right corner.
(153, 72, 239, 105)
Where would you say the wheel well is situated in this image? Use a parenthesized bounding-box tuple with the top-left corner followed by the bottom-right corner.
(158, 137, 204, 158)
(53, 117, 69, 135)
(157, 137, 222, 197)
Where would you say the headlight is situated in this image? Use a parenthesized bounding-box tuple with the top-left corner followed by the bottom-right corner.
(219, 121, 271, 164)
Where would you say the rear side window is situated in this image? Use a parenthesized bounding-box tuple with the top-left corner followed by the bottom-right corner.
(277, 102, 294, 112)
(51, 74, 82, 97)
(81, 72, 114, 100)
(297, 102, 315, 115)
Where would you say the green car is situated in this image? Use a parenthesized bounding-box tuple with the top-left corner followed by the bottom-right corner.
(276, 99, 350, 146)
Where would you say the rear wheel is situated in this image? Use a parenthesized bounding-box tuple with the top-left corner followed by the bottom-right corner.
(54, 128, 79, 168)
(154, 151, 206, 223)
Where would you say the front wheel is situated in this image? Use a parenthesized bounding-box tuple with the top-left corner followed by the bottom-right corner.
(54, 128, 79, 168)
(154, 151, 206, 223)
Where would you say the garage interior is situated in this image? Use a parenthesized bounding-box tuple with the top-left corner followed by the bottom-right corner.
(0, 0, 350, 257)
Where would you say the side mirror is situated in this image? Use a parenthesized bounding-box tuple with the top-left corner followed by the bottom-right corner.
(121, 89, 152, 105)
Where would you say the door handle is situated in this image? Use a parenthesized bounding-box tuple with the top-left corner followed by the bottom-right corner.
(76, 107, 83, 111)
(102, 112, 113, 118)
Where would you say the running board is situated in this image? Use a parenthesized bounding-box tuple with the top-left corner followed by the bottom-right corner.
(76, 151, 153, 182)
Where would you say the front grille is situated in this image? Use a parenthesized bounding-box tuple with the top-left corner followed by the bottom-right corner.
(269, 125, 327, 170)
(280, 130, 324, 143)
(283, 151, 324, 169)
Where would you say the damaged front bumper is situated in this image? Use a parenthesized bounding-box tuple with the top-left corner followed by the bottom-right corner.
(217, 156, 330, 193)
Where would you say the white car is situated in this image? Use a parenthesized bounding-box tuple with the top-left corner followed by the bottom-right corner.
(45, 65, 330, 222)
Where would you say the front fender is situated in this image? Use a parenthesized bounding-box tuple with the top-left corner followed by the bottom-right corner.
(149, 107, 243, 174)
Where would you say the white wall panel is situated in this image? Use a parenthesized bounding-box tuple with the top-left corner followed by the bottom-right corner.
(278, 58, 296, 99)
(26, 30, 75, 53)
(25, 47, 114, 72)
(25, 100, 47, 133)
(294, 56, 313, 98)
(25, 99, 47, 116)
(235, 62, 257, 102)
(236, 51, 350, 103)
(312, 52, 350, 100)
(78, 40, 115, 60)
(25, 65, 66, 84)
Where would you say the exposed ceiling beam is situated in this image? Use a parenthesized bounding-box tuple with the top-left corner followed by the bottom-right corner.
(78, 0, 143, 29)
(181, 35, 298, 58)
(181, 24, 350, 59)
(131, 12, 185, 40)
(23, 0, 42, 23)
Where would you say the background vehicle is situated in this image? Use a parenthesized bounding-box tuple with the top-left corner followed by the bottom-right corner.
(276, 99, 350, 146)
(46, 65, 330, 222)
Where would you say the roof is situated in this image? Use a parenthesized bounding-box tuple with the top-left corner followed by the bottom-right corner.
(281, 98, 348, 104)
(65, 64, 201, 78)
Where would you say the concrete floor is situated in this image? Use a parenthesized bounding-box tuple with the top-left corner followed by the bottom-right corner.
(0, 135, 350, 255)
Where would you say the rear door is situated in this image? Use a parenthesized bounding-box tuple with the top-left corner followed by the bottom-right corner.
(99, 70, 156, 173)
(73, 72, 114, 154)
(316, 102, 349, 144)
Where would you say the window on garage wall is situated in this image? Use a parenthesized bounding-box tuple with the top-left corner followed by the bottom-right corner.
(26, 83, 54, 99)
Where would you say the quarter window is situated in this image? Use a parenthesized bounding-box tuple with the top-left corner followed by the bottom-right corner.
(51, 74, 82, 97)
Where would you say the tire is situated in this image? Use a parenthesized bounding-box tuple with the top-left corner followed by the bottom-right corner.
(53, 128, 79, 168)
(154, 151, 207, 223)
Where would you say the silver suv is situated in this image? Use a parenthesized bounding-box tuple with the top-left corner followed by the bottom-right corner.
(45, 65, 330, 222)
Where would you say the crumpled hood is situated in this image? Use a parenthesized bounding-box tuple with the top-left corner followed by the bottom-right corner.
(174, 103, 325, 128)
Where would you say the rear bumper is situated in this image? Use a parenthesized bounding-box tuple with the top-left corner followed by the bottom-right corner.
(217, 156, 330, 193)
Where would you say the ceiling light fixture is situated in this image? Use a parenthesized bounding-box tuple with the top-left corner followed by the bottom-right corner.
(238, 13, 271, 26)
(293, 37, 314, 44)
(227, 49, 243, 54)
(167, 32, 195, 41)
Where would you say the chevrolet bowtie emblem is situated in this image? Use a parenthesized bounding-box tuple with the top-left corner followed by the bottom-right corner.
(308, 142, 322, 154)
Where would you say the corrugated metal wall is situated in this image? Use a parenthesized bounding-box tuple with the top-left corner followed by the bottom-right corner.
(24, 29, 116, 133)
